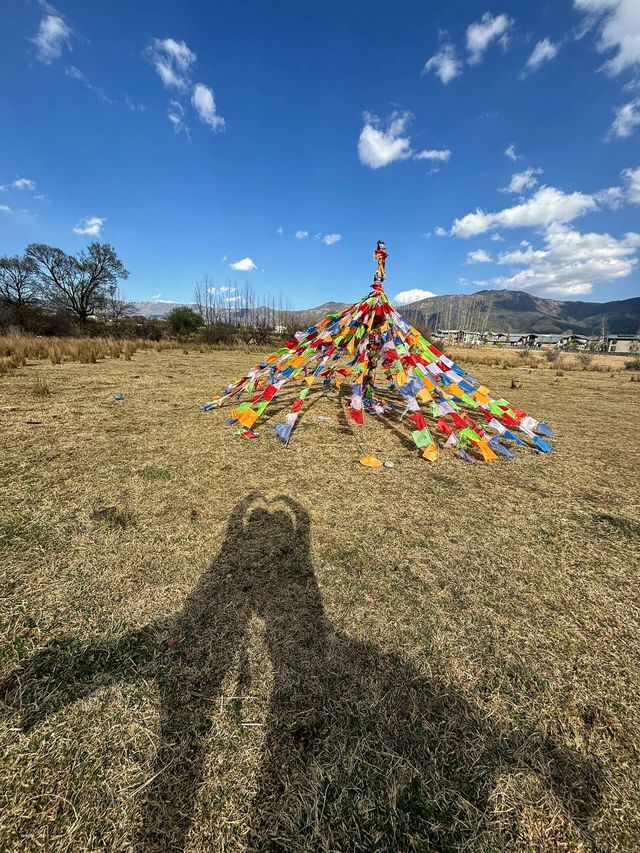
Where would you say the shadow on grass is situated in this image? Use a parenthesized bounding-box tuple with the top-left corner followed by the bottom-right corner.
(1, 494, 602, 851)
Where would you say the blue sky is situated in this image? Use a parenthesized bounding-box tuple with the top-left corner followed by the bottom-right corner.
(1, 0, 639, 308)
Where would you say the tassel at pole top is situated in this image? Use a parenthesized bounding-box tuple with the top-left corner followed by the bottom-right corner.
(372, 240, 387, 291)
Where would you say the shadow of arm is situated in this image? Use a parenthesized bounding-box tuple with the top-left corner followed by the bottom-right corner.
(0, 625, 157, 731)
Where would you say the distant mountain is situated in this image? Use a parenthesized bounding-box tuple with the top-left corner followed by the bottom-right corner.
(133, 291, 640, 335)
(132, 299, 351, 324)
(400, 290, 640, 335)
(293, 301, 350, 326)
(132, 300, 196, 318)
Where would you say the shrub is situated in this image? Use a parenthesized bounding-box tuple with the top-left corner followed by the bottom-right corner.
(32, 376, 51, 397)
(625, 358, 640, 371)
(166, 306, 204, 336)
(577, 351, 593, 370)
(48, 345, 63, 364)
(200, 324, 239, 345)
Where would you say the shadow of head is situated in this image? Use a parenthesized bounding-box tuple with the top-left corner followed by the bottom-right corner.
(207, 492, 313, 584)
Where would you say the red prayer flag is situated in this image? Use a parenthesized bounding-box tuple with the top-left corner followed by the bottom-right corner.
(348, 407, 364, 425)
(409, 411, 426, 430)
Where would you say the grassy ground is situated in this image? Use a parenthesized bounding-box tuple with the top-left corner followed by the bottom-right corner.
(1, 348, 639, 852)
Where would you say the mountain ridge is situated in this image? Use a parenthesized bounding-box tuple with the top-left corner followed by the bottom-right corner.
(133, 290, 640, 335)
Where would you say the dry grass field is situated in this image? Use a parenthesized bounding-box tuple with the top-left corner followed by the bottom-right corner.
(1, 347, 639, 851)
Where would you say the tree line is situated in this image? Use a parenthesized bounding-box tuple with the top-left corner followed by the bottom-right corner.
(0, 242, 132, 333)
(0, 243, 305, 342)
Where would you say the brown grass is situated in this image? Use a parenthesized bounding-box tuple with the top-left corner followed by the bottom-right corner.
(31, 375, 51, 397)
(446, 344, 627, 373)
(1, 350, 639, 851)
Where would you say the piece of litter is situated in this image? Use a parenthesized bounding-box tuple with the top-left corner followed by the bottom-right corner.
(359, 455, 382, 468)
(316, 415, 331, 422)
(383, 460, 395, 468)
(113, 393, 124, 401)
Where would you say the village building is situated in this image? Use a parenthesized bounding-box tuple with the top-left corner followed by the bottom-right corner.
(606, 334, 640, 354)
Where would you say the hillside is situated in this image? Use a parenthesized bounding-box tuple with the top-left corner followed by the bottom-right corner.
(400, 290, 640, 335)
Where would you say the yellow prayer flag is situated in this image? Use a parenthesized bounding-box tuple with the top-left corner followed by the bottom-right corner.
(359, 455, 382, 468)
(475, 441, 498, 462)
(237, 408, 259, 428)
(422, 443, 439, 462)
(471, 391, 490, 405)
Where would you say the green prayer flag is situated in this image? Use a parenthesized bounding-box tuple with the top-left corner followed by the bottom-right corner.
(411, 426, 433, 448)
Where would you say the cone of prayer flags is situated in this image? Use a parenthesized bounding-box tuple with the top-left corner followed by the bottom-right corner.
(204, 241, 553, 463)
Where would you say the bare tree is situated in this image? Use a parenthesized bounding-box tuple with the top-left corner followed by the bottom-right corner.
(101, 284, 135, 321)
(0, 255, 40, 307)
(194, 275, 220, 326)
(26, 242, 129, 323)
(599, 314, 609, 352)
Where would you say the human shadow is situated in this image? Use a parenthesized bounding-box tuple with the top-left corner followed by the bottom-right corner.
(1, 494, 602, 851)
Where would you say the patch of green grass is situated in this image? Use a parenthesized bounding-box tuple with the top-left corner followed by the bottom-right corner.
(0, 516, 47, 548)
(90, 505, 136, 529)
(140, 466, 173, 481)
(592, 513, 640, 538)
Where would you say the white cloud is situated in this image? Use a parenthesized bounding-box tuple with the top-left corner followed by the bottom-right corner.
(295, 229, 308, 239)
(145, 38, 196, 92)
(32, 14, 72, 64)
(595, 185, 625, 208)
(451, 185, 598, 238)
(66, 64, 145, 111)
(501, 167, 543, 194)
(525, 38, 560, 72)
(609, 98, 640, 138)
(358, 111, 452, 169)
(276, 226, 284, 236)
(66, 64, 84, 81)
(466, 13, 513, 65)
(0, 205, 13, 214)
(124, 96, 146, 113)
(12, 178, 37, 191)
(146, 41, 223, 137)
(423, 43, 462, 84)
(358, 112, 413, 168)
(151, 292, 162, 300)
(574, 0, 640, 76)
(481, 222, 640, 295)
(73, 216, 105, 236)
(434, 226, 448, 237)
(467, 249, 493, 263)
(505, 143, 521, 161)
(229, 257, 257, 271)
(191, 83, 225, 131)
(168, 100, 189, 138)
(623, 165, 640, 202)
(491, 232, 505, 241)
(322, 233, 342, 246)
(414, 148, 452, 162)
(395, 288, 436, 304)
